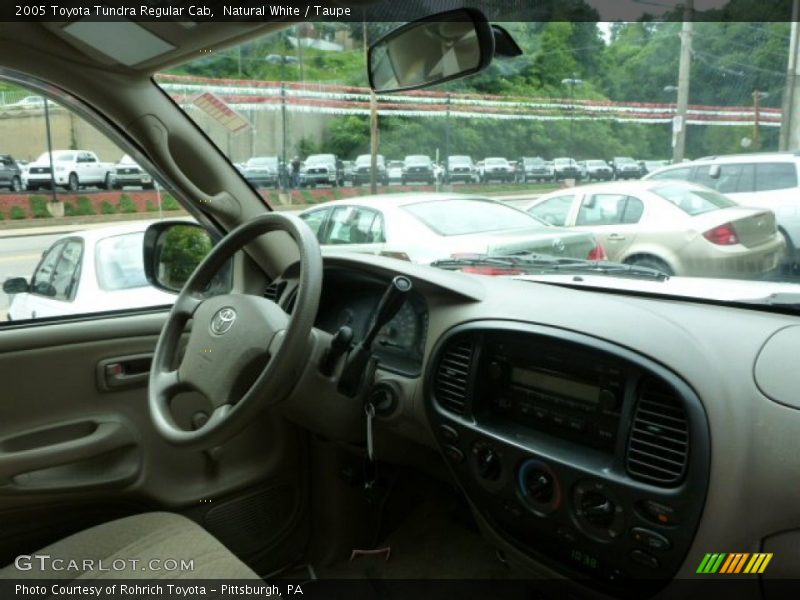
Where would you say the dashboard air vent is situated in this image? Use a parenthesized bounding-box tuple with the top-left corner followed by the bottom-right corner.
(434, 338, 475, 415)
(264, 281, 286, 304)
(626, 378, 689, 486)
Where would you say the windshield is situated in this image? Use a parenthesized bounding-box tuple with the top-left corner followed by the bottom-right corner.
(246, 157, 277, 168)
(36, 152, 74, 163)
(159, 17, 798, 306)
(404, 199, 545, 236)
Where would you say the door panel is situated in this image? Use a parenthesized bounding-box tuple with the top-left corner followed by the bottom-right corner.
(0, 312, 308, 571)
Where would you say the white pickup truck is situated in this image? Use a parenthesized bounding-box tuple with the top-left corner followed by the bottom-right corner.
(25, 150, 115, 191)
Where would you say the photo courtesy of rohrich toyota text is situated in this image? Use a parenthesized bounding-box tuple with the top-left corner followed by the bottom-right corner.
(1, 1, 800, 599)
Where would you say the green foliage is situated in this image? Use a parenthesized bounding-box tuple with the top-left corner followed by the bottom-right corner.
(300, 190, 315, 204)
(159, 226, 213, 289)
(161, 194, 180, 211)
(119, 194, 137, 214)
(146, 199, 157, 212)
(297, 136, 320, 158)
(0, 209, 4, 220)
(10, 206, 26, 220)
(64, 203, 76, 217)
(100, 200, 117, 215)
(28, 195, 50, 219)
(75, 196, 96, 216)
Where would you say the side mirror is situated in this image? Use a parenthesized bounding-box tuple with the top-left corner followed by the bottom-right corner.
(368, 8, 494, 93)
(708, 164, 721, 179)
(143, 221, 231, 295)
(3, 277, 29, 294)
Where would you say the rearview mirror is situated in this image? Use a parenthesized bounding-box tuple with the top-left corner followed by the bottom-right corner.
(368, 8, 494, 93)
(3, 277, 29, 294)
(143, 221, 231, 295)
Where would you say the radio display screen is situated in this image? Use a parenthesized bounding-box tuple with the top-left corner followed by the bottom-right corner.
(512, 367, 600, 404)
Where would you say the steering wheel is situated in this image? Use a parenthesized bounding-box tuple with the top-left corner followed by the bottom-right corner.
(149, 213, 322, 447)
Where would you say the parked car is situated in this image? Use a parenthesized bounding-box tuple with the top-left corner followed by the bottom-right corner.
(0, 154, 23, 191)
(481, 157, 515, 183)
(445, 155, 477, 184)
(298, 193, 605, 264)
(3, 223, 175, 321)
(524, 180, 784, 278)
(516, 156, 551, 182)
(577, 161, 588, 180)
(612, 156, 643, 180)
(352, 154, 389, 186)
(641, 160, 671, 175)
(552, 157, 581, 181)
(386, 160, 404, 183)
(110, 154, 154, 189)
(341, 160, 355, 184)
(300, 153, 343, 187)
(643, 152, 800, 268)
(401, 155, 435, 185)
(583, 159, 614, 181)
(6, 95, 45, 110)
(242, 156, 279, 188)
(25, 150, 114, 191)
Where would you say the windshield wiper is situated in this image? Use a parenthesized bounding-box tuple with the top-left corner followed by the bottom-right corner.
(431, 252, 670, 281)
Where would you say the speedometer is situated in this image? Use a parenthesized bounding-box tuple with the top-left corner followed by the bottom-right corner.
(376, 302, 419, 351)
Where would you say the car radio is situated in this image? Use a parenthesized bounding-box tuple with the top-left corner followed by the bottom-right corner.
(475, 335, 627, 451)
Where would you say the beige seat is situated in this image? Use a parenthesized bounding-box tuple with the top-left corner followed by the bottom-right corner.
(0, 512, 260, 580)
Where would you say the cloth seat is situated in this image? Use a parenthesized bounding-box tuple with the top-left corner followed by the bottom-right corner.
(0, 512, 260, 580)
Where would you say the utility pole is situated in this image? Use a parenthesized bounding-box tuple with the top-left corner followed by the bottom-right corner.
(780, 0, 800, 151)
(43, 97, 57, 203)
(364, 18, 378, 194)
(753, 90, 768, 151)
(673, 0, 693, 163)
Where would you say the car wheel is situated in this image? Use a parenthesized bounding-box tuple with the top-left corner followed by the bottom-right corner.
(103, 173, 112, 190)
(627, 255, 673, 276)
(143, 182, 155, 190)
(67, 173, 79, 192)
(10, 176, 22, 192)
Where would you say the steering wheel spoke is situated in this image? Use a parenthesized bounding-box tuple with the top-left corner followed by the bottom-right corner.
(148, 213, 322, 448)
(174, 292, 203, 318)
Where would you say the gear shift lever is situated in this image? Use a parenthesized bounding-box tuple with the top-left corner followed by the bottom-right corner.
(338, 276, 412, 397)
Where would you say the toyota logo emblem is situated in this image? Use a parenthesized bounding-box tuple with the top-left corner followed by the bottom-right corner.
(211, 307, 237, 335)
(551, 238, 566, 254)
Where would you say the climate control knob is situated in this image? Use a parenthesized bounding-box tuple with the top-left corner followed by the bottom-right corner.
(573, 480, 626, 542)
(475, 445, 502, 481)
(518, 459, 560, 515)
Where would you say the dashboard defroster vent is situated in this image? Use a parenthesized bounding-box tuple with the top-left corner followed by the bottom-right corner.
(434, 338, 475, 415)
(626, 378, 689, 486)
(264, 280, 286, 304)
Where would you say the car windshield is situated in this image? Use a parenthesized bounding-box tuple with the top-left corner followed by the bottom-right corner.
(247, 157, 277, 167)
(36, 152, 74, 162)
(652, 184, 737, 216)
(404, 199, 543, 236)
(153, 16, 799, 307)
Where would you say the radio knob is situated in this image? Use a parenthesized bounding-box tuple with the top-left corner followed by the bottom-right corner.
(599, 389, 619, 411)
(489, 361, 503, 380)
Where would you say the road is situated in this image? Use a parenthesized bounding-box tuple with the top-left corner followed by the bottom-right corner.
(0, 233, 62, 319)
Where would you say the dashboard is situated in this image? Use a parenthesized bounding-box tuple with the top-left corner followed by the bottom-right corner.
(280, 252, 800, 597)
